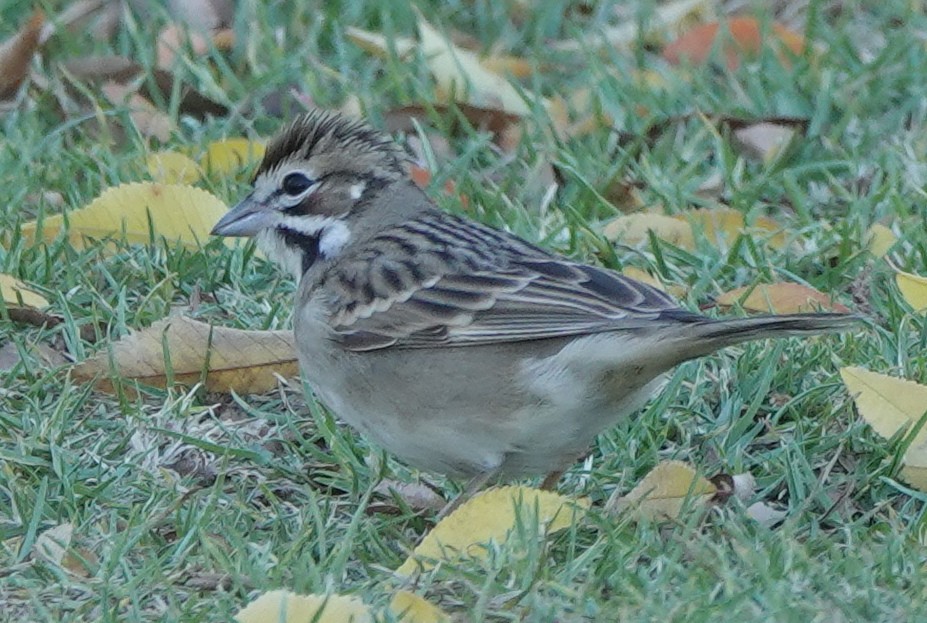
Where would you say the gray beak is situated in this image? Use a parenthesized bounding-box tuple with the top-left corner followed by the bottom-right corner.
(211, 194, 275, 237)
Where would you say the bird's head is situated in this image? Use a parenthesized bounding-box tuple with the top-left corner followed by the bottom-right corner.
(211, 111, 409, 278)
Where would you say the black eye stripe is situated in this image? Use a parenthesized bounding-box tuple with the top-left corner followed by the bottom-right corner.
(282, 172, 315, 196)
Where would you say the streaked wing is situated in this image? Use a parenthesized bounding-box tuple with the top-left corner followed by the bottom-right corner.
(324, 212, 688, 351)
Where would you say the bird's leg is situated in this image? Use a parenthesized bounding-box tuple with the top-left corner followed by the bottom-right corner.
(435, 468, 499, 521)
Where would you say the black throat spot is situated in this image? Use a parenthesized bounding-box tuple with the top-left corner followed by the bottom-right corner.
(279, 227, 321, 275)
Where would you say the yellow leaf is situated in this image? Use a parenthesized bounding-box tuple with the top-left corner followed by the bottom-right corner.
(72, 316, 298, 394)
(146, 151, 203, 184)
(20, 183, 227, 250)
(896, 269, 927, 313)
(621, 267, 687, 299)
(417, 15, 542, 117)
(866, 223, 896, 258)
(603, 213, 694, 249)
(0, 274, 48, 309)
(389, 591, 450, 623)
(609, 460, 716, 520)
(345, 26, 416, 59)
(396, 485, 587, 576)
(716, 282, 850, 314)
(841, 366, 927, 492)
(235, 590, 372, 623)
(676, 207, 786, 249)
(200, 139, 266, 175)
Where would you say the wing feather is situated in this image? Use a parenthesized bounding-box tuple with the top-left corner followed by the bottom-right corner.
(323, 211, 685, 351)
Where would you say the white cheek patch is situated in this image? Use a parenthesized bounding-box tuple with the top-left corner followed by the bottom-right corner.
(349, 182, 366, 199)
(318, 219, 351, 258)
(256, 228, 305, 281)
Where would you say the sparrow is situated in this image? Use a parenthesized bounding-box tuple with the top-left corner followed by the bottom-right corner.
(211, 110, 858, 498)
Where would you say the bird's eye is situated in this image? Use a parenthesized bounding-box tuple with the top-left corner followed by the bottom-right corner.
(281, 172, 314, 196)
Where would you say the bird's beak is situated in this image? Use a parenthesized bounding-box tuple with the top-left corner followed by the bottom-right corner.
(211, 194, 275, 237)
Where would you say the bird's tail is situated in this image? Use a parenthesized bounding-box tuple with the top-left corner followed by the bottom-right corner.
(660, 312, 861, 363)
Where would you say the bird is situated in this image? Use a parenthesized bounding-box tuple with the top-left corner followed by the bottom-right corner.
(211, 110, 858, 505)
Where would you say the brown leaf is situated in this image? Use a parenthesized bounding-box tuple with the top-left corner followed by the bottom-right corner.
(663, 16, 805, 70)
(72, 316, 298, 394)
(384, 103, 522, 140)
(372, 479, 446, 514)
(716, 282, 850, 314)
(0, 10, 45, 100)
(101, 82, 175, 141)
(61, 55, 228, 119)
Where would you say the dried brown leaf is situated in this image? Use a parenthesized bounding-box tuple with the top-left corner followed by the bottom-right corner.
(0, 10, 45, 100)
(72, 316, 298, 394)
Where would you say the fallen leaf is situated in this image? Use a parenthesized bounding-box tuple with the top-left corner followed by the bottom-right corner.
(0, 341, 67, 372)
(479, 54, 533, 79)
(235, 590, 372, 623)
(553, 0, 708, 51)
(663, 16, 805, 69)
(200, 138, 266, 175)
(716, 282, 850, 314)
(101, 81, 175, 141)
(61, 55, 228, 119)
(72, 316, 298, 394)
(373, 479, 446, 513)
(621, 267, 687, 299)
(840, 366, 927, 491)
(733, 122, 798, 162)
(396, 485, 587, 576)
(385, 103, 522, 139)
(417, 14, 542, 117)
(678, 207, 787, 249)
(389, 591, 451, 623)
(896, 269, 927, 313)
(164, 0, 223, 32)
(0, 274, 48, 310)
(866, 224, 896, 258)
(607, 461, 716, 519)
(345, 26, 416, 60)
(0, 10, 44, 100)
(20, 182, 227, 250)
(746, 502, 787, 527)
(408, 164, 467, 206)
(146, 151, 203, 184)
(603, 213, 694, 249)
(33, 523, 73, 566)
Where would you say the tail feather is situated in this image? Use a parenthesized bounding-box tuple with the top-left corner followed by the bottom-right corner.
(663, 312, 861, 363)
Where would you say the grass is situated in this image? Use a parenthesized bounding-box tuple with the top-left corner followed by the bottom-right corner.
(2, 0, 927, 620)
